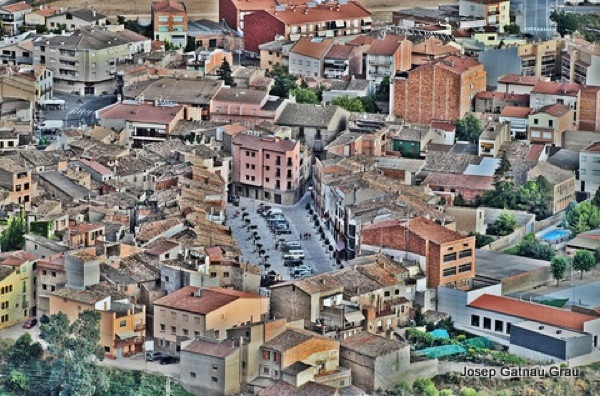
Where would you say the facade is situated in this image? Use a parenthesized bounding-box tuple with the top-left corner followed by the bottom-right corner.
(0, 251, 38, 329)
(365, 34, 412, 92)
(151, 0, 188, 47)
(36, 254, 66, 317)
(422, 172, 494, 204)
(259, 40, 294, 72)
(288, 37, 334, 78)
(474, 91, 529, 114)
(577, 86, 600, 132)
(361, 218, 476, 290)
(459, 0, 510, 32)
(518, 40, 560, 78)
(153, 286, 268, 354)
(324, 44, 359, 80)
(561, 39, 600, 86)
(0, 158, 36, 206)
(411, 36, 460, 67)
(580, 142, 600, 194)
(393, 56, 486, 124)
(24, 6, 61, 27)
(45, 8, 107, 31)
(0, 2, 33, 36)
(499, 106, 533, 139)
(478, 122, 511, 157)
(33, 27, 133, 95)
(231, 134, 302, 205)
(527, 161, 575, 214)
(528, 104, 574, 147)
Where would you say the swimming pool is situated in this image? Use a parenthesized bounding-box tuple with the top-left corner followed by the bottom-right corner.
(540, 229, 570, 242)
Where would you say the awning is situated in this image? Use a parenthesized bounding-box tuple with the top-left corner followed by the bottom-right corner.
(336, 241, 345, 251)
(335, 20, 344, 28)
(345, 311, 365, 323)
(117, 331, 137, 340)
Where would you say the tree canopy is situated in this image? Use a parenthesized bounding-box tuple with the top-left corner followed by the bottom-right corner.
(375, 76, 390, 102)
(330, 95, 378, 113)
(503, 24, 521, 35)
(550, 256, 569, 286)
(573, 250, 595, 279)
(506, 233, 555, 261)
(565, 200, 600, 236)
(269, 65, 297, 98)
(292, 88, 319, 104)
(455, 113, 483, 143)
(217, 58, 236, 87)
(550, 10, 580, 36)
(0, 210, 25, 252)
(487, 211, 517, 236)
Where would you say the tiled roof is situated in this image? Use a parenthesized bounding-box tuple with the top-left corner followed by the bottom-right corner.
(124, 77, 222, 106)
(476, 91, 529, 103)
(363, 217, 466, 245)
(97, 102, 183, 124)
(290, 37, 334, 59)
(535, 103, 572, 118)
(183, 338, 238, 357)
(498, 74, 548, 86)
(417, 55, 481, 75)
(341, 332, 406, 357)
(76, 158, 112, 176)
(49, 8, 106, 21)
(154, 286, 264, 314)
(276, 103, 344, 128)
(33, 7, 60, 17)
(500, 106, 533, 118)
(69, 223, 104, 233)
(232, 134, 298, 153)
(412, 37, 460, 56)
(0, 251, 37, 266)
(366, 35, 406, 56)
(137, 218, 183, 243)
(531, 81, 581, 97)
(212, 88, 268, 105)
(347, 35, 375, 46)
(52, 286, 110, 305)
(267, 1, 370, 25)
(2, 2, 31, 12)
(423, 172, 494, 191)
(262, 328, 333, 352)
(152, 0, 186, 13)
(583, 141, 600, 153)
(35, 26, 127, 51)
(146, 240, 180, 256)
(527, 161, 574, 185)
(325, 44, 353, 60)
(468, 294, 595, 331)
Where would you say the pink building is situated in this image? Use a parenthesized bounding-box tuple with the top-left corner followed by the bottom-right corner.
(209, 88, 286, 128)
(232, 134, 302, 205)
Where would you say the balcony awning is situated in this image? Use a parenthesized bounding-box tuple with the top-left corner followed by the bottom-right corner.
(336, 241, 345, 251)
(335, 20, 344, 27)
(116, 330, 137, 340)
(345, 311, 365, 322)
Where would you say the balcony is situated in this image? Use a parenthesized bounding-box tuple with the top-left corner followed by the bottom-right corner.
(369, 60, 391, 66)
(134, 323, 146, 331)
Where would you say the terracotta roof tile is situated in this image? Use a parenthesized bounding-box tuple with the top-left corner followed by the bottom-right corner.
(152, 0, 186, 13)
(366, 34, 406, 56)
(423, 172, 495, 191)
(531, 81, 582, 96)
(498, 74, 548, 86)
(0, 251, 37, 266)
(535, 103, 572, 118)
(98, 102, 183, 125)
(267, 1, 370, 25)
(290, 37, 334, 59)
(232, 134, 298, 153)
(341, 332, 406, 357)
(500, 106, 533, 118)
(325, 44, 353, 60)
(476, 91, 529, 103)
(262, 328, 333, 352)
(154, 286, 264, 315)
(184, 338, 238, 357)
(347, 35, 376, 46)
(2, 2, 31, 12)
(469, 294, 595, 331)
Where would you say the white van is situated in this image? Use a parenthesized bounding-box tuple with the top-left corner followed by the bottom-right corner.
(38, 120, 64, 133)
(267, 208, 283, 217)
(284, 250, 305, 260)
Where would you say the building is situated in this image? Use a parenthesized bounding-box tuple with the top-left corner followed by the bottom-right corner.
(240, 1, 372, 54)
(529, 81, 580, 116)
(497, 74, 550, 95)
(153, 286, 268, 355)
(36, 254, 66, 316)
(474, 91, 529, 114)
(422, 172, 494, 205)
(580, 141, 600, 194)
(0, 2, 33, 36)
(17, 65, 54, 101)
(527, 161, 575, 214)
(393, 56, 486, 124)
(361, 217, 476, 290)
(187, 18, 242, 52)
(388, 124, 448, 158)
(24, 6, 61, 27)
(96, 100, 185, 148)
(561, 38, 600, 86)
(339, 333, 411, 394)
(459, 0, 510, 32)
(50, 287, 146, 358)
(209, 88, 286, 129)
(324, 44, 359, 80)
(499, 106, 533, 140)
(151, 0, 188, 47)
(288, 37, 334, 78)
(0, 158, 36, 206)
(392, 7, 485, 29)
(0, 251, 38, 329)
(478, 122, 511, 157)
(45, 8, 107, 31)
(0, 129, 19, 153)
(528, 103, 574, 147)
(33, 27, 133, 95)
(231, 134, 302, 205)
(411, 36, 460, 67)
(578, 86, 600, 132)
(365, 34, 412, 92)
(259, 40, 295, 72)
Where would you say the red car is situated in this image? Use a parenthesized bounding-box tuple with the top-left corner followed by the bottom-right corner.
(22, 317, 37, 329)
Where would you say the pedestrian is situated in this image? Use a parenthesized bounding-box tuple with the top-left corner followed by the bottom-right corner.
(308, 233, 311, 240)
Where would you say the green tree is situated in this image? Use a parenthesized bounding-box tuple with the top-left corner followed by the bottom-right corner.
(42, 310, 108, 396)
(439, 390, 453, 396)
(375, 76, 390, 102)
(487, 211, 517, 236)
(331, 95, 364, 112)
(455, 113, 483, 143)
(0, 210, 25, 252)
(573, 249, 595, 279)
(413, 378, 439, 396)
(508, 233, 555, 261)
(269, 65, 297, 98)
(495, 151, 512, 180)
(163, 39, 177, 51)
(359, 96, 378, 113)
(292, 88, 319, 104)
(550, 256, 569, 286)
(184, 35, 197, 52)
(217, 58, 235, 87)
(460, 388, 482, 396)
(565, 201, 600, 235)
(550, 10, 580, 36)
(503, 24, 521, 35)
(454, 193, 466, 206)
(595, 245, 600, 264)
(472, 232, 494, 248)
(592, 185, 600, 207)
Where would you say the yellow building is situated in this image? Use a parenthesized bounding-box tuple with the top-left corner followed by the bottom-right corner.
(50, 286, 146, 359)
(0, 251, 38, 329)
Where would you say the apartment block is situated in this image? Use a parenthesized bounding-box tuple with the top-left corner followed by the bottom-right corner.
(365, 34, 412, 92)
(209, 88, 287, 128)
(459, 0, 510, 32)
(0, 158, 36, 207)
(152, 0, 188, 47)
(231, 134, 302, 205)
(578, 86, 600, 132)
(361, 217, 476, 290)
(561, 38, 600, 86)
(579, 142, 600, 195)
(45, 8, 107, 31)
(518, 40, 560, 78)
(0, 2, 32, 36)
(527, 161, 575, 215)
(36, 254, 66, 317)
(393, 56, 486, 124)
(528, 103, 574, 147)
(288, 37, 334, 78)
(0, 251, 38, 329)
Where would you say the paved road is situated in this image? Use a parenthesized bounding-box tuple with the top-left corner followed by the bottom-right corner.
(226, 193, 337, 281)
(39, 93, 116, 128)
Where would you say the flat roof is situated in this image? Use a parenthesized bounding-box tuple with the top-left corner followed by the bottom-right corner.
(475, 249, 549, 282)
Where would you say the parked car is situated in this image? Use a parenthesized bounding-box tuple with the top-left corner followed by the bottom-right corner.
(284, 259, 304, 267)
(292, 269, 311, 278)
(159, 355, 180, 365)
(259, 205, 272, 216)
(146, 351, 165, 361)
(295, 264, 312, 273)
(22, 317, 37, 329)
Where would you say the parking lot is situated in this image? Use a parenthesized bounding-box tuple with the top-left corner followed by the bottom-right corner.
(227, 193, 338, 282)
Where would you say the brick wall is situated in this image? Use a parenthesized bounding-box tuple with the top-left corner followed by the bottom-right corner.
(244, 11, 285, 54)
(219, 0, 239, 31)
(270, 285, 312, 323)
(578, 89, 600, 132)
(283, 338, 339, 370)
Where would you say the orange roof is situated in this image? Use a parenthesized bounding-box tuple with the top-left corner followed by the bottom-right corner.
(423, 172, 495, 191)
(290, 37, 334, 59)
(498, 74, 548, 86)
(536, 103, 572, 118)
(34, 7, 60, 17)
(2, 2, 31, 12)
(269, 1, 371, 25)
(152, 0, 186, 13)
(366, 34, 406, 56)
(476, 91, 529, 103)
(500, 106, 533, 118)
(525, 144, 545, 161)
(325, 44, 353, 60)
(412, 37, 459, 56)
(154, 286, 264, 315)
(347, 35, 376, 47)
(469, 294, 596, 331)
(583, 141, 600, 153)
(531, 81, 582, 97)
(362, 217, 467, 245)
(222, 124, 248, 136)
(418, 56, 482, 75)
(0, 251, 37, 266)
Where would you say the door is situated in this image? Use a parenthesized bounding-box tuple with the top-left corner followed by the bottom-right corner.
(84, 86, 95, 95)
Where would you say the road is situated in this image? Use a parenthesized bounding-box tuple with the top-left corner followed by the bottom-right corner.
(39, 93, 116, 128)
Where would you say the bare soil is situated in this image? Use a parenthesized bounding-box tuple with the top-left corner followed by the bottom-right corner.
(42, 0, 457, 20)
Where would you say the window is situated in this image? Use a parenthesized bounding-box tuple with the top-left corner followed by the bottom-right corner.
(262, 350, 270, 360)
(581, 169, 587, 175)
(442, 267, 456, 277)
(495, 320, 503, 332)
(171, 326, 176, 334)
(549, 120, 554, 128)
(582, 156, 587, 162)
(158, 16, 169, 22)
(160, 324, 165, 332)
(183, 314, 189, 322)
(533, 118, 539, 125)
(212, 364, 218, 370)
(443, 253, 456, 262)
(223, 272, 230, 278)
(384, 291, 390, 297)
(483, 317, 491, 330)
(119, 320, 126, 327)
(173, 16, 184, 22)
(190, 372, 197, 378)
(459, 249, 472, 259)
(459, 264, 472, 273)
(211, 377, 218, 383)
(263, 367, 270, 375)
(592, 170, 600, 176)
(214, 330, 220, 338)
(506, 322, 511, 334)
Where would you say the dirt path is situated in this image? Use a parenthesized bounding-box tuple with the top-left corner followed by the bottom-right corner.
(47, 0, 457, 21)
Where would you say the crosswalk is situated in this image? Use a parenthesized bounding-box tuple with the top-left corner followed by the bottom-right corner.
(67, 108, 94, 117)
